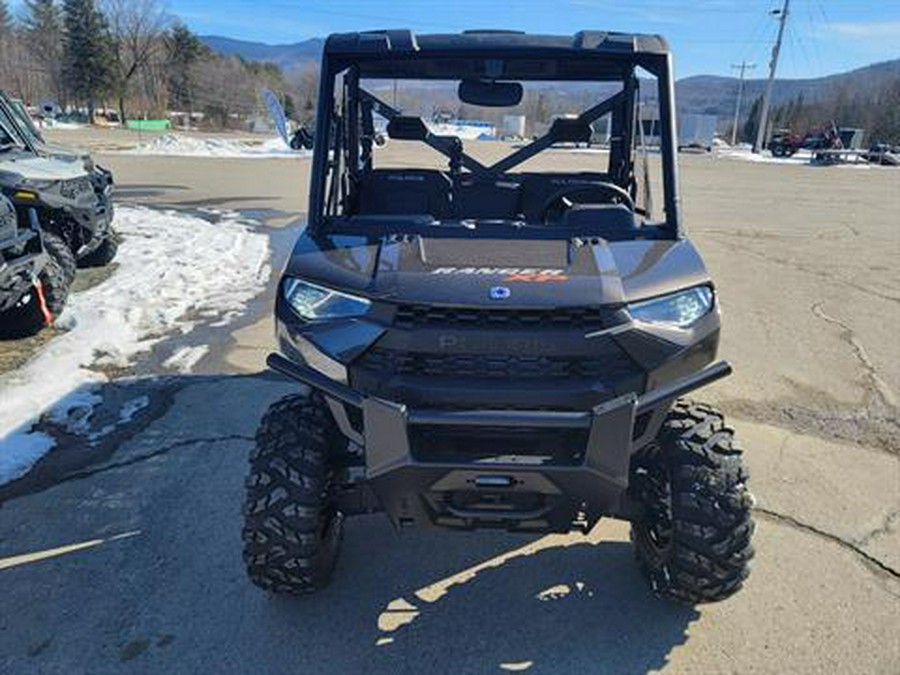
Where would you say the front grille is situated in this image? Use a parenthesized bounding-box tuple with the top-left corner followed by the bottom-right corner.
(60, 177, 93, 200)
(394, 304, 607, 330)
(356, 348, 633, 379)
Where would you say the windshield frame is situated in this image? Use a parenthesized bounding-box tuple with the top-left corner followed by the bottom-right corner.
(0, 106, 28, 153)
(0, 94, 39, 154)
(309, 44, 681, 238)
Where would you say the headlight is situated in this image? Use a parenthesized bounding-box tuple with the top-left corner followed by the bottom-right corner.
(283, 277, 371, 320)
(628, 285, 714, 328)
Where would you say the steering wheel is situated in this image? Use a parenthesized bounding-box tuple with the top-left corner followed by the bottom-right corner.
(541, 182, 635, 224)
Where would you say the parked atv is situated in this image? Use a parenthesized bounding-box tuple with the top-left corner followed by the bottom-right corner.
(1, 107, 77, 334)
(0, 91, 116, 267)
(289, 125, 314, 150)
(243, 29, 755, 605)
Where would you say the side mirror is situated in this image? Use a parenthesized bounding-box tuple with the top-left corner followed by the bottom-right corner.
(458, 80, 523, 107)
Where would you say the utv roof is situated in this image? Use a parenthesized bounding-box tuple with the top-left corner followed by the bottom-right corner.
(325, 29, 669, 57)
(324, 30, 671, 81)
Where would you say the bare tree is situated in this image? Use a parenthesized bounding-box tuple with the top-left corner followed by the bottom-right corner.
(104, 0, 169, 123)
(285, 61, 319, 124)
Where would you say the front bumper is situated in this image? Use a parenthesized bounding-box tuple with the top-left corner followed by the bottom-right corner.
(70, 194, 114, 255)
(268, 353, 731, 532)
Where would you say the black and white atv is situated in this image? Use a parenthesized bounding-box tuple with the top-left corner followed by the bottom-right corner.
(0, 91, 116, 268)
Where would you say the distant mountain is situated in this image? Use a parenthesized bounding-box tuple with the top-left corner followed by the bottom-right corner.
(200, 34, 899, 119)
(199, 35, 323, 69)
(676, 59, 900, 117)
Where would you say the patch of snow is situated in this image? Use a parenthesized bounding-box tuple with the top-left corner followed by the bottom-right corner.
(44, 120, 87, 130)
(715, 147, 813, 165)
(548, 146, 610, 155)
(426, 122, 495, 140)
(163, 345, 209, 373)
(85, 393, 151, 444)
(122, 133, 310, 159)
(0, 205, 270, 484)
(118, 396, 150, 424)
(714, 147, 878, 169)
(0, 432, 56, 484)
(46, 389, 104, 435)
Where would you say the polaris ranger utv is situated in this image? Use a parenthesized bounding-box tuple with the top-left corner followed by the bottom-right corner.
(0, 91, 117, 267)
(243, 30, 754, 604)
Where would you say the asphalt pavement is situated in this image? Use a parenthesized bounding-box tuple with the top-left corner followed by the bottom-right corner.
(0, 136, 897, 674)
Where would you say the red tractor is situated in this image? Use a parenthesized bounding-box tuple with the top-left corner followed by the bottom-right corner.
(768, 122, 842, 157)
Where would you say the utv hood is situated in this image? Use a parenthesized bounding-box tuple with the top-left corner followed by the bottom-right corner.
(285, 231, 711, 307)
(0, 154, 89, 182)
(39, 141, 91, 164)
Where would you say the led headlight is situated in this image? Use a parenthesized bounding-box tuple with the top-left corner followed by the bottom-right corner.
(628, 285, 714, 328)
(283, 277, 371, 321)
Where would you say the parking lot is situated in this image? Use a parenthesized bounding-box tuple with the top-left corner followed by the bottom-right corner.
(0, 131, 898, 673)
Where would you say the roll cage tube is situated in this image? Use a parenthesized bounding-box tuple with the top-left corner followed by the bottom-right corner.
(308, 46, 681, 237)
(0, 95, 37, 153)
(0, 92, 43, 149)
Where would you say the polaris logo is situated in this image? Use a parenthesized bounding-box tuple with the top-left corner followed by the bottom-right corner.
(489, 286, 511, 300)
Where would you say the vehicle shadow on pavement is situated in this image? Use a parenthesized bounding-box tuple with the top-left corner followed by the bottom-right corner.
(269, 521, 699, 674)
(0, 372, 698, 674)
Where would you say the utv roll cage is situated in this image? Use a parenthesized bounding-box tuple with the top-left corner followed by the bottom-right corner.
(309, 30, 681, 236)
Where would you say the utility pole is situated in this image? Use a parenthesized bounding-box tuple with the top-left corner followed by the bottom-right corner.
(753, 0, 790, 153)
(730, 61, 756, 146)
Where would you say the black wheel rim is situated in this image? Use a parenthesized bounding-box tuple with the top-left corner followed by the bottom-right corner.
(634, 446, 675, 566)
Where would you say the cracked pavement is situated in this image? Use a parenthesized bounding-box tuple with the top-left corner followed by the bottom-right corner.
(0, 138, 898, 673)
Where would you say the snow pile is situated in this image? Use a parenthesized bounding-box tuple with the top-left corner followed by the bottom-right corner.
(163, 345, 210, 373)
(0, 206, 270, 484)
(45, 120, 88, 130)
(125, 133, 310, 158)
(714, 146, 812, 165)
(716, 146, 877, 169)
(427, 122, 495, 140)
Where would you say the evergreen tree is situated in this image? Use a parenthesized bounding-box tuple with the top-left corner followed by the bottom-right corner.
(165, 22, 204, 112)
(283, 92, 296, 120)
(0, 1, 12, 34)
(22, 0, 65, 104)
(0, 0, 12, 91)
(742, 96, 762, 144)
(62, 0, 113, 121)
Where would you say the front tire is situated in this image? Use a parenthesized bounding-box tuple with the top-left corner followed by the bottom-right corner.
(630, 400, 754, 604)
(41, 231, 76, 309)
(242, 393, 344, 595)
(0, 234, 73, 338)
(77, 229, 119, 268)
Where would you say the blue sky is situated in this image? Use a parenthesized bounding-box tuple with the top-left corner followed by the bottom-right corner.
(11, 0, 900, 78)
